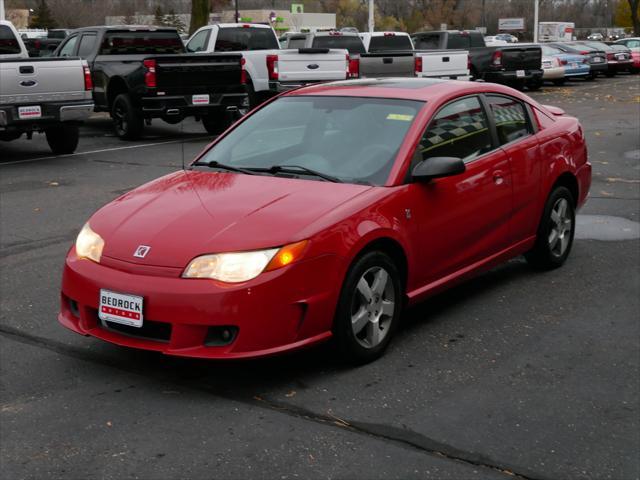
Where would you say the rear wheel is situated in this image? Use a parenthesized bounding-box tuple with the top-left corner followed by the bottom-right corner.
(552, 78, 566, 86)
(45, 124, 79, 154)
(333, 251, 403, 364)
(527, 78, 543, 91)
(525, 186, 576, 270)
(111, 94, 143, 140)
(605, 71, 615, 78)
(202, 109, 233, 135)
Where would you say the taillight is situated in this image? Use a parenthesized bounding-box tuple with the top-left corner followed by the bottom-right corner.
(467, 55, 471, 71)
(266, 54, 279, 80)
(240, 57, 247, 84)
(606, 52, 614, 61)
(347, 55, 359, 78)
(83, 65, 93, 90)
(143, 59, 157, 88)
(414, 56, 422, 75)
(560, 59, 568, 66)
(491, 50, 502, 67)
(580, 50, 590, 55)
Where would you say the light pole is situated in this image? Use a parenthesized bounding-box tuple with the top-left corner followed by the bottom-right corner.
(0, 0, 5, 22)
(533, 0, 539, 42)
(368, 0, 374, 33)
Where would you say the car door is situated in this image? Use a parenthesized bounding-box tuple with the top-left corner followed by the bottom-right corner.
(408, 95, 513, 286)
(484, 94, 541, 243)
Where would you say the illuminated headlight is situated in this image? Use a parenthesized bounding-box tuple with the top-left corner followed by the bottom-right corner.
(75, 223, 104, 263)
(183, 240, 308, 283)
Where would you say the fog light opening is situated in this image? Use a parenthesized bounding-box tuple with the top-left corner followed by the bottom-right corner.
(68, 299, 80, 318)
(204, 326, 238, 347)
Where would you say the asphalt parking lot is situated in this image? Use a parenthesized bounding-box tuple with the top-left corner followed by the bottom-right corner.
(1, 76, 639, 480)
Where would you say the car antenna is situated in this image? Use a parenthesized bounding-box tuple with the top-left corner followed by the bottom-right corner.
(181, 118, 185, 171)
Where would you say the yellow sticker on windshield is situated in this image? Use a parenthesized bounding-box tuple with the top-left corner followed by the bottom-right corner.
(387, 113, 414, 121)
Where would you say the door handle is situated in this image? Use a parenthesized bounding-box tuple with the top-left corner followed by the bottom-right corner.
(493, 170, 505, 185)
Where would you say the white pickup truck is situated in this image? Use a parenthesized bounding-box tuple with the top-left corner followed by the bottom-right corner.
(186, 23, 351, 109)
(0, 20, 94, 154)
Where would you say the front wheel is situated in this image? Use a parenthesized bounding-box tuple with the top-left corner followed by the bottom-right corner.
(45, 124, 79, 154)
(525, 186, 576, 270)
(333, 251, 403, 364)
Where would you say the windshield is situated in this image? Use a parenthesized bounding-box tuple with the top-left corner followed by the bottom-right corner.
(196, 96, 423, 185)
(368, 35, 413, 52)
(312, 35, 366, 54)
(214, 27, 279, 51)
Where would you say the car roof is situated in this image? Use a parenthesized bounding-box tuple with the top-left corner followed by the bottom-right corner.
(286, 78, 534, 103)
(216, 23, 272, 29)
(313, 31, 360, 37)
(72, 25, 178, 33)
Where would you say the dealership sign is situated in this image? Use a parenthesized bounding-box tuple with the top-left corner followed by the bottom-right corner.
(499, 18, 525, 31)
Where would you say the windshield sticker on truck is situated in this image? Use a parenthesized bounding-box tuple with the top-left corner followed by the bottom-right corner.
(386, 113, 414, 121)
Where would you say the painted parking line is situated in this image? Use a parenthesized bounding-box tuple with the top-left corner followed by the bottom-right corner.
(0, 136, 212, 167)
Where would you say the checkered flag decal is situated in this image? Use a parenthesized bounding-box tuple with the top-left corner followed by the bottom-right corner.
(421, 110, 487, 153)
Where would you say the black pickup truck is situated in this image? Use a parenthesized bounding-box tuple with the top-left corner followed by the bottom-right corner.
(54, 26, 247, 139)
(411, 30, 543, 90)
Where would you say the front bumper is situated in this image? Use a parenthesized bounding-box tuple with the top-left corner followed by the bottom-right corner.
(140, 93, 248, 118)
(59, 250, 342, 359)
(0, 100, 94, 131)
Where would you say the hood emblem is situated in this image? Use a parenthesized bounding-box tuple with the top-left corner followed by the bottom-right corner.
(133, 245, 151, 258)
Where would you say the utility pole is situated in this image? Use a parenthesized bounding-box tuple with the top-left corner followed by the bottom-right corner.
(482, 0, 486, 30)
(235, 0, 239, 23)
(0, 0, 5, 22)
(368, 0, 374, 33)
(533, 0, 539, 42)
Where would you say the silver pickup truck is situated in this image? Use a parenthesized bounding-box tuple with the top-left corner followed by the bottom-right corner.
(0, 21, 93, 154)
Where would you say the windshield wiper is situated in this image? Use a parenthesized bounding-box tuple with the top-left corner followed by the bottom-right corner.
(192, 161, 256, 175)
(249, 165, 342, 183)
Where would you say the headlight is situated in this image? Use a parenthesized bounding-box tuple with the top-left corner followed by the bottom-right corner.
(75, 223, 104, 263)
(183, 240, 308, 283)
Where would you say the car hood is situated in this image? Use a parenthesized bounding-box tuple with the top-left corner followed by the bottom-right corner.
(90, 170, 371, 268)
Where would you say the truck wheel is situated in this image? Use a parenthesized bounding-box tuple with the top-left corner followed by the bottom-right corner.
(112, 94, 143, 140)
(45, 124, 79, 154)
(527, 78, 543, 91)
(202, 111, 232, 136)
(525, 186, 575, 270)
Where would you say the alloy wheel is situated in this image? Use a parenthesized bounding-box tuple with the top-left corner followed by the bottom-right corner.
(350, 266, 395, 349)
(548, 197, 573, 258)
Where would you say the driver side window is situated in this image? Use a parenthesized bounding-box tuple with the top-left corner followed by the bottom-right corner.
(419, 96, 493, 163)
(186, 30, 209, 53)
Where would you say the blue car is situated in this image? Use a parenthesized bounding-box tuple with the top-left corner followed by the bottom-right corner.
(541, 44, 591, 84)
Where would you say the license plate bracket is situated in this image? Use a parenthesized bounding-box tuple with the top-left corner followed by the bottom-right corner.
(192, 94, 210, 105)
(18, 105, 42, 119)
(99, 289, 144, 328)
(516, 69, 526, 78)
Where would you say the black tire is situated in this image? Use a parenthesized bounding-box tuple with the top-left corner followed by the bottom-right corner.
(527, 78, 543, 91)
(605, 71, 615, 78)
(525, 186, 576, 270)
(202, 109, 233, 136)
(111, 93, 143, 140)
(552, 78, 566, 86)
(238, 80, 259, 116)
(587, 72, 597, 81)
(45, 123, 79, 154)
(333, 251, 403, 364)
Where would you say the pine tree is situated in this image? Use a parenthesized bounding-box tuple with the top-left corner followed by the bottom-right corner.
(165, 9, 187, 34)
(153, 6, 165, 26)
(29, 0, 57, 29)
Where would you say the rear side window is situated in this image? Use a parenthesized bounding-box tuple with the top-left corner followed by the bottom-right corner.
(287, 37, 306, 49)
(58, 35, 78, 57)
(0, 25, 21, 55)
(447, 34, 470, 49)
(626, 40, 640, 48)
(214, 27, 278, 51)
(368, 35, 413, 52)
(100, 31, 184, 55)
(486, 95, 531, 144)
(77, 34, 97, 58)
(412, 34, 440, 50)
(420, 96, 493, 163)
(186, 29, 210, 52)
(312, 35, 366, 54)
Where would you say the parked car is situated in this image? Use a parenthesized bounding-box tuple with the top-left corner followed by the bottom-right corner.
(587, 32, 604, 41)
(59, 78, 591, 363)
(550, 42, 607, 79)
(411, 30, 543, 89)
(23, 29, 69, 57)
(0, 20, 93, 154)
(484, 36, 508, 46)
(614, 37, 640, 72)
(495, 33, 518, 43)
(539, 44, 590, 84)
(55, 25, 248, 139)
(582, 40, 633, 76)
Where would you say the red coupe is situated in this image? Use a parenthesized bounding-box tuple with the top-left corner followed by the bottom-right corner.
(59, 78, 591, 363)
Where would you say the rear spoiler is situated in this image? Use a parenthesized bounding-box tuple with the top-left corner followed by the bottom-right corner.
(298, 48, 330, 54)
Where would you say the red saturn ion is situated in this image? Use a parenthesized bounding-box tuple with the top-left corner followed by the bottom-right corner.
(60, 78, 591, 363)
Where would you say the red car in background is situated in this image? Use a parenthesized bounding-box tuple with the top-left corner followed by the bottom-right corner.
(59, 78, 591, 363)
(614, 37, 640, 73)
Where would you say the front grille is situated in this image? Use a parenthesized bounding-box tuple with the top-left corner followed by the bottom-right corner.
(101, 318, 172, 343)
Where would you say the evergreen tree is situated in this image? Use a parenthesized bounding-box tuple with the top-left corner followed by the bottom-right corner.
(153, 6, 165, 26)
(165, 9, 186, 34)
(29, 0, 57, 29)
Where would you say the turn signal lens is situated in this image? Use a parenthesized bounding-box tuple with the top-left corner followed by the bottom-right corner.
(75, 223, 104, 263)
(265, 240, 308, 272)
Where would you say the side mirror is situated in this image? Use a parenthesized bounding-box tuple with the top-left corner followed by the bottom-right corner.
(412, 157, 465, 181)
